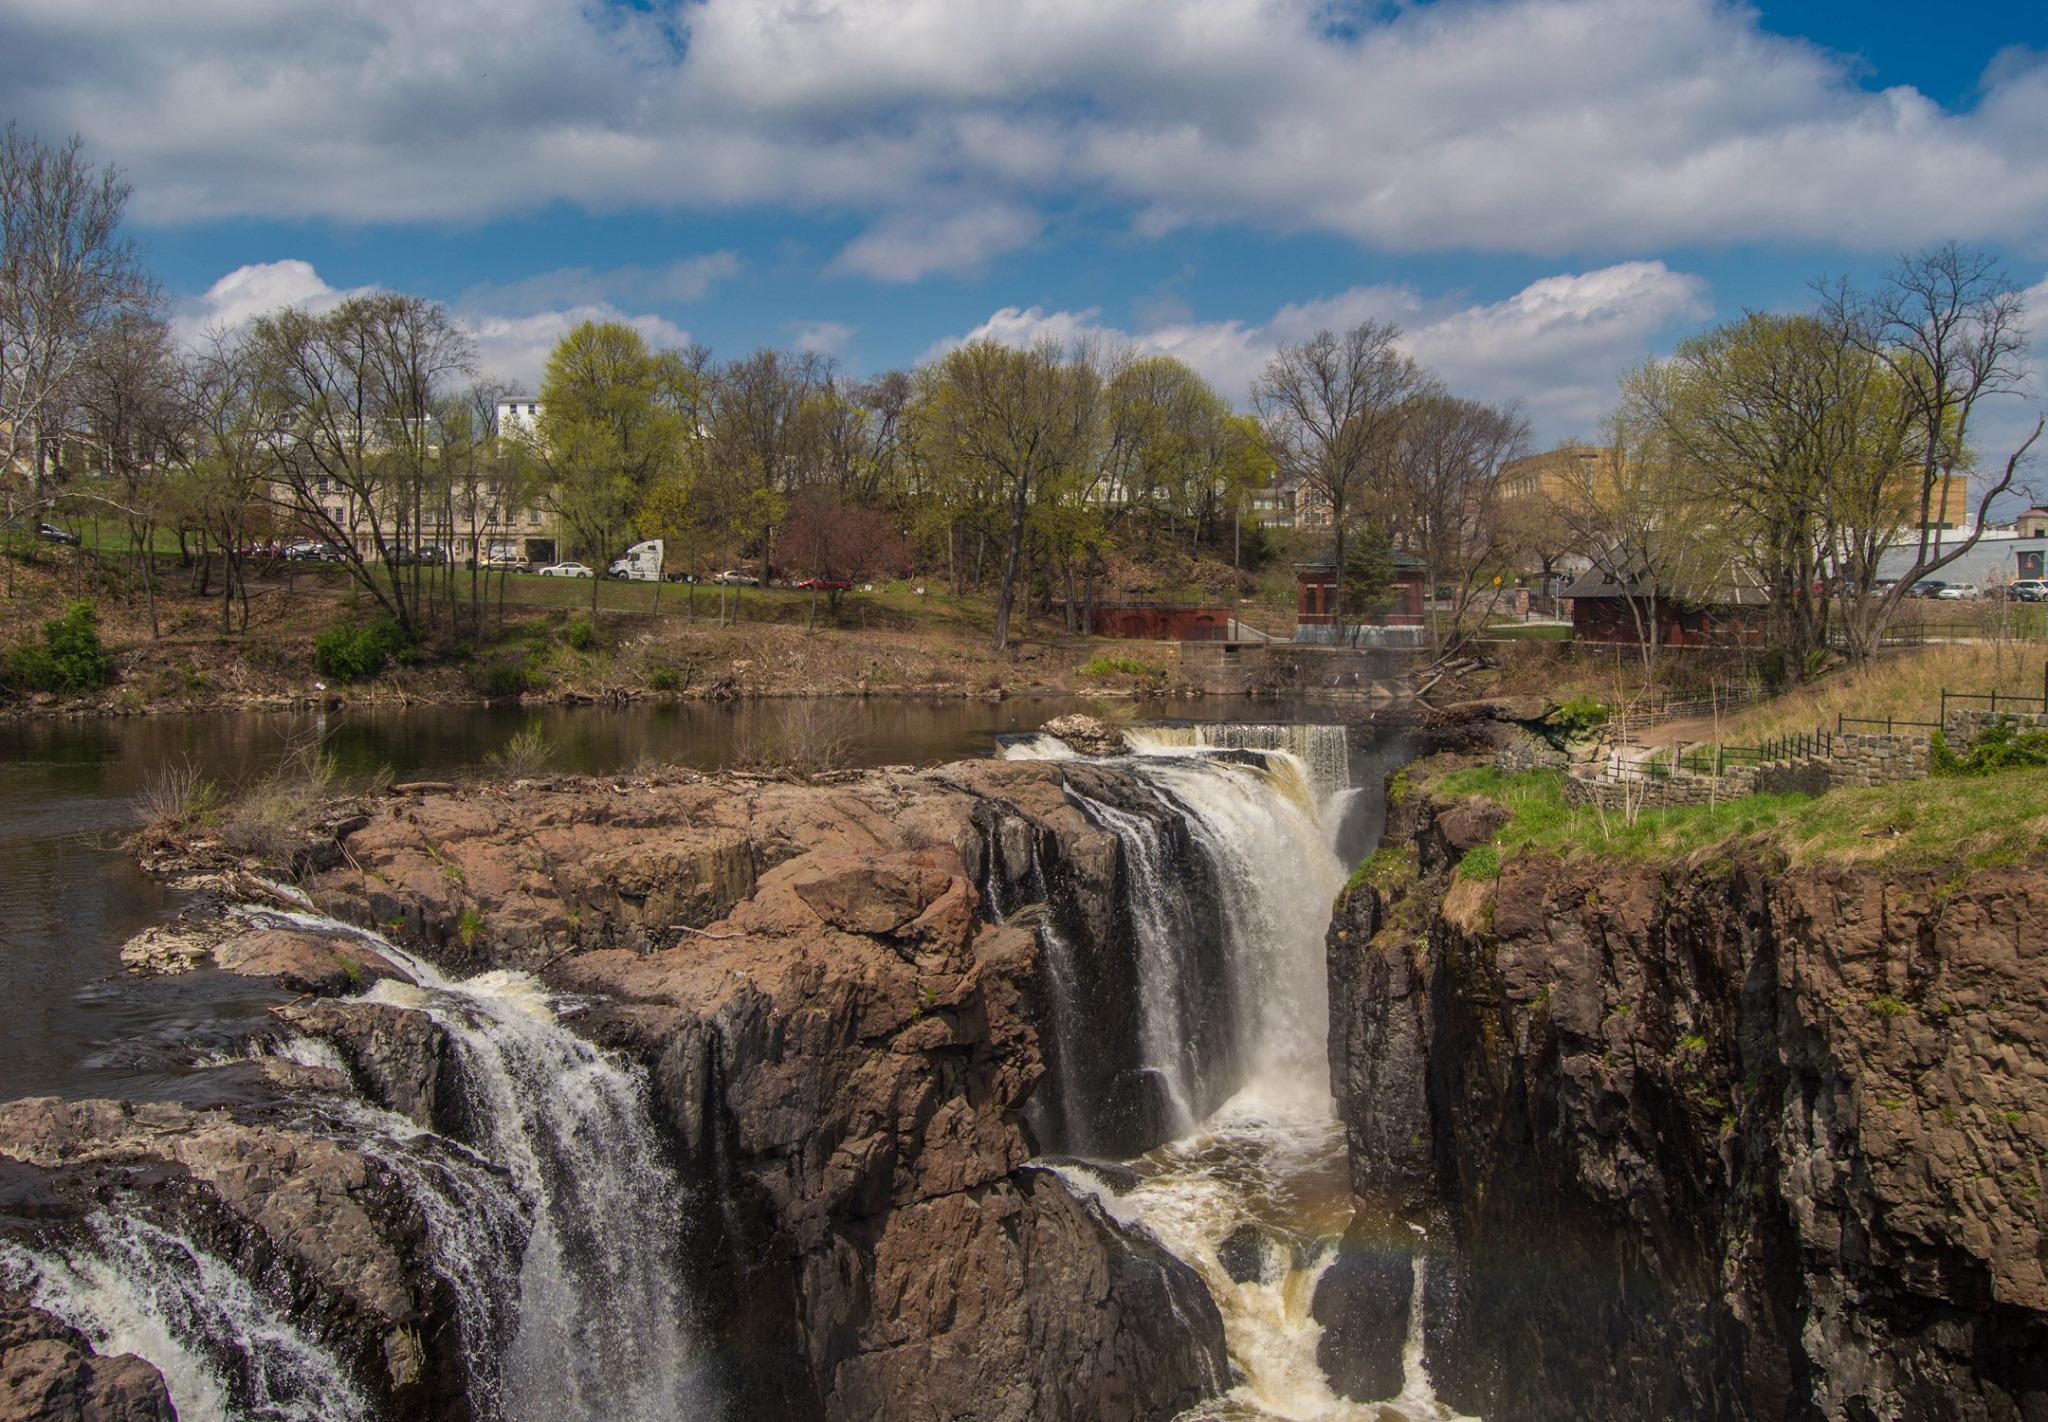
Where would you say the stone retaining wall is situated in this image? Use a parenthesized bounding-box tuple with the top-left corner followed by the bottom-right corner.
(1565, 731, 1930, 813)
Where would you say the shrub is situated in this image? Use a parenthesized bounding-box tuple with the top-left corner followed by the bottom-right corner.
(1932, 720, 2048, 776)
(565, 617, 597, 652)
(221, 735, 339, 866)
(1545, 696, 1609, 739)
(132, 760, 222, 841)
(648, 664, 684, 692)
(1080, 654, 1163, 680)
(474, 652, 540, 699)
(5, 601, 111, 693)
(1457, 843, 1502, 881)
(731, 700, 858, 779)
(313, 618, 406, 683)
(485, 724, 553, 779)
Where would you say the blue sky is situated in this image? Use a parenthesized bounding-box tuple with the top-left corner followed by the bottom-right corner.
(4, 0, 2045, 456)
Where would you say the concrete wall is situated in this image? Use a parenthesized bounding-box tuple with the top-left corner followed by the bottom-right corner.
(1178, 641, 1417, 699)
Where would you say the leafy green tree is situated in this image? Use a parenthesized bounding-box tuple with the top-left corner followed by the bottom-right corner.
(533, 321, 686, 612)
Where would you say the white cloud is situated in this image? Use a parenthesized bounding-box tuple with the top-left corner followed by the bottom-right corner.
(7, 0, 2044, 260)
(831, 206, 1043, 281)
(171, 259, 370, 344)
(945, 261, 1712, 441)
(785, 319, 856, 356)
(456, 253, 742, 315)
(172, 259, 693, 392)
(465, 307, 696, 392)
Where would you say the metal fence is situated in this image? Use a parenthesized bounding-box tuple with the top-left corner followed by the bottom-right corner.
(1940, 687, 2048, 722)
(1837, 712, 1941, 734)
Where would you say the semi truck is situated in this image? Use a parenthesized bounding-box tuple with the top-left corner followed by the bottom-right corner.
(608, 539, 665, 581)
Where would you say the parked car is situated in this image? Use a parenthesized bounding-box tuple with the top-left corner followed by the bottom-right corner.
(2010, 579, 2048, 603)
(284, 540, 345, 561)
(478, 546, 528, 571)
(537, 561, 593, 578)
(36, 522, 81, 546)
(387, 544, 450, 566)
(1935, 583, 1979, 600)
(1909, 580, 1948, 599)
(794, 577, 851, 592)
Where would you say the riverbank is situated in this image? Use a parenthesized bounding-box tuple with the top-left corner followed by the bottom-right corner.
(0, 562, 1221, 719)
(1, 545, 1277, 721)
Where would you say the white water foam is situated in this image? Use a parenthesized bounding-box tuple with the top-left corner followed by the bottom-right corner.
(0, 1212, 372, 1422)
(1011, 726, 1473, 1420)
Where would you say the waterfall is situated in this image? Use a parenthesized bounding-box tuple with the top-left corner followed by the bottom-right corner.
(291, 1089, 532, 1420)
(1061, 789, 1215, 1138)
(1009, 725, 1465, 1419)
(1125, 723, 1353, 805)
(0, 1213, 372, 1422)
(16, 904, 715, 1422)
(1003, 731, 1346, 1130)
(266, 908, 715, 1422)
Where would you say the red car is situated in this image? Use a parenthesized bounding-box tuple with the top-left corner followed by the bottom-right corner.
(795, 577, 851, 591)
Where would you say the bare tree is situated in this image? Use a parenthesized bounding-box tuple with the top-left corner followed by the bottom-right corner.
(248, 293, 473, 635)
(1821, 244, 2043, 659)
(1554, 419, 1733, 675)
(72, 313, 187, 634)
(1252, 323, 1425, 638)
(705, 347, 830, 579)
(1385, 391, 1530, 654)
(170, 328, 273, 634)
(0, 125, 154, 500)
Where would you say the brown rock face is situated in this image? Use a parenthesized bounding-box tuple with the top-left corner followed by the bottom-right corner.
(215, 927, 411, 995)
(281, 761, 1226, 1420)
(0, 1299, 174, 1422)
(1328, 777, 2048, 1420)
(1039, 713, 1129, 757)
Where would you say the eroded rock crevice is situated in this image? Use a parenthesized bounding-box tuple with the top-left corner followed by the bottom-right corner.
(1328, 762, 2048, 1420)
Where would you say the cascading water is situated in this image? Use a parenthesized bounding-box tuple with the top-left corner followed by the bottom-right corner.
(0, 1212, 373, 1422)
(1008, 727, 1467, 1420)
(265, 908, 715, 1422)
(8, 903, 714, 1422)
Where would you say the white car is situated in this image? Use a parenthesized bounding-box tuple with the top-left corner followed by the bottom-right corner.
(1935, 583, 1979, 600)
(537, 561, 593, 578)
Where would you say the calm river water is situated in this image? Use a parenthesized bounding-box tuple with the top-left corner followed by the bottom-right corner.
(0, 694, 1330, 1103)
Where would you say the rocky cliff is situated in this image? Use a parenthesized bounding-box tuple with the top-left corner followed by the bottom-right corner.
(4, 760, 1229, 1422)
(1326, 760, 2048, 1420)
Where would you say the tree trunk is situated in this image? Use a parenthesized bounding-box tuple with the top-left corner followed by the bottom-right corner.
(991, 476, 1031, 654)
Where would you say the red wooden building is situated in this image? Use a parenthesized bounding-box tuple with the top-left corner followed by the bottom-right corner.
(1561, 568, 1766, 646)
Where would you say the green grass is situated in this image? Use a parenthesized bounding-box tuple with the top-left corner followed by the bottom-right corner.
(1080, 653, 1165, 680)
(1429, 762, 2048, 872)
(1479, 622, 1573, 641)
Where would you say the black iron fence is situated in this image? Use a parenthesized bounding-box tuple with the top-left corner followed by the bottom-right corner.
(1837, 712, 1942, 734)
(1940, 687, 2048, 722)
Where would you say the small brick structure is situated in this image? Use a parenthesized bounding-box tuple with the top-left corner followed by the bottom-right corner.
(1084, 603, 1233, 640)
(1294, 554, 1427, 628)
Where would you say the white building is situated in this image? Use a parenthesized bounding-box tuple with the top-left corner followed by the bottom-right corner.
(496, 396, 543, 439)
